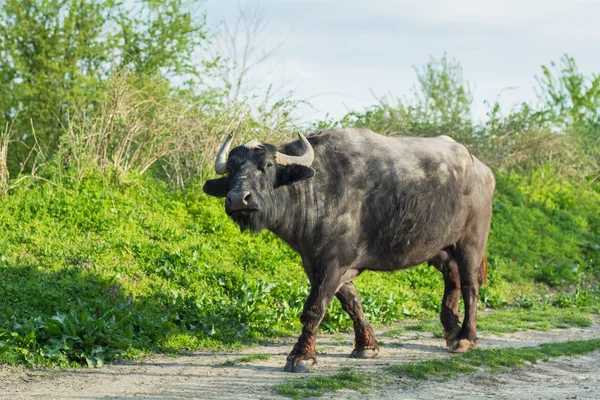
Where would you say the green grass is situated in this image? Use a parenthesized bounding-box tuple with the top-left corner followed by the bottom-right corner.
(488, 169, 600, 287)
(388, 339, 600, 380)
(275, 368, 369, 400)
(478, 308, 592, 333)
(381, 328, 404, 337)
(0, 170, 598, 367)
(221, 353, 270, 366)
(398, 307, 594, 340)
(389, 358, 477, 380)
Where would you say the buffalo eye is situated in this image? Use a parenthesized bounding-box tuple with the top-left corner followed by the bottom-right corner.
(265, 162, 274, 170)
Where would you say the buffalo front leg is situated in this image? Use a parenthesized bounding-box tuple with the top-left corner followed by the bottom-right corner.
(336, 282, 379, 358)
(284, 273, 341, 373)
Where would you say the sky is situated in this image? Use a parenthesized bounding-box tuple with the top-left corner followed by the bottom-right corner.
(204, 0, 600, 126)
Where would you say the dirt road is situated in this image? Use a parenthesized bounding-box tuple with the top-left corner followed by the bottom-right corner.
(1, 322, 599, 400)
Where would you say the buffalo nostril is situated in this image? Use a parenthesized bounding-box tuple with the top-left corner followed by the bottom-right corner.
(243, 192, 252, 205)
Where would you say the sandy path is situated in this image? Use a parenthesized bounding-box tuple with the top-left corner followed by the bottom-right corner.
(1, 322, 599, 400)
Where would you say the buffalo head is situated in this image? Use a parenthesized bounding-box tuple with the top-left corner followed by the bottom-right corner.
(203, 133, 315, 232)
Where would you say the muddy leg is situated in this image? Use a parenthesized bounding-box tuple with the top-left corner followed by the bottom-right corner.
(336, 282, 379, 359)
(284, 271, 341, 373)
(449, 245, 483, 353)
(430, 249, 462, 348)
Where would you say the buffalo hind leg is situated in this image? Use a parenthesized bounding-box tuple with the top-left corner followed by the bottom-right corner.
(284, 270, 341, 373)
(336, 282, 379, 359)
(450, 243, 486, 353)
(429, 249, 462, 349)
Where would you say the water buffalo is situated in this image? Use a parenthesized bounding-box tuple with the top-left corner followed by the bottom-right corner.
(203, 128, 495, 373)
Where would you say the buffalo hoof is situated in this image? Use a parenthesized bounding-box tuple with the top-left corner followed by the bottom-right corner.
(444, 329, 460, 348)
(284, 359, 314, 373)
(350, 348, 379, 359)
(449, 338, 476, 353)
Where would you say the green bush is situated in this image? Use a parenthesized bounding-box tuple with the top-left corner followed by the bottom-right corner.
(489, 167, 600, 285)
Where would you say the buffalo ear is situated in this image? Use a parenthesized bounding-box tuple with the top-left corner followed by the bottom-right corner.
(203, 177, 229, 197)
(277, 165, 315, 187)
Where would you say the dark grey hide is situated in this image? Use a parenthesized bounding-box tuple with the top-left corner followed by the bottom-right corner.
(203, 128, 495, 373)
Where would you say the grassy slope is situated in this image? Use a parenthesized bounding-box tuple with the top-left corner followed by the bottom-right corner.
(0, 168, 598, 366)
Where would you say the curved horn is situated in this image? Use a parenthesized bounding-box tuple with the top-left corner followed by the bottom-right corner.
(275, 133, 314, 166)
(214, 133, 233, 175)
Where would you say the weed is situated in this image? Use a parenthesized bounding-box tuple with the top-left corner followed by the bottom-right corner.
(381, 328, 403, 338)
(400, 307, 593, 339)
(478, 308, 592, 333)
(275, 368, 368, 399)
(390, 358, 476, 380)
(221, 353, 270, 366)
(388, 339, 600, 380)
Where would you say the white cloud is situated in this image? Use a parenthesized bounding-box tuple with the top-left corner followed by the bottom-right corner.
(366, 0, 595, 26)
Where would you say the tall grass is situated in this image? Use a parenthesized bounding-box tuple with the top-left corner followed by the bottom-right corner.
(50, 71, 297, 188)
(0, 122, 9, 194)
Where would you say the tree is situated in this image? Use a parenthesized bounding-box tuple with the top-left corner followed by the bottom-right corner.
(207, 1, 290, 104)
(339, 54, 473, 140)
(536, 54, 600, 132)
(536, 54, 600, 176)
(0, 0, 208, 175)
